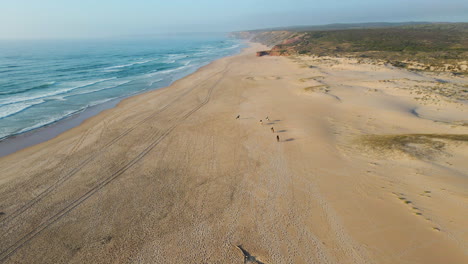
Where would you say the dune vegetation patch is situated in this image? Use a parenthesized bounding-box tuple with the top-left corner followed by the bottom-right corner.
(303, 85, 329, 93)
(298, 76, 325, 82)
(248, 23, 468, 74)
(359, 134, 468, 158)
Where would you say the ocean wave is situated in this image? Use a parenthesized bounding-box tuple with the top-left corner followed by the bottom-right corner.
(102, 68, 121, 73)
(167, 54, 189, 60)
(223, 44, 241, 50)
(56, 63, 109, 73)
(163, 54, 192, 64)
(193, 50, 213, 56)
(148, 78, 164, 87)
(103, 59, 157, 71)
(63, 80, 133, 98)
(0, 97, 114, 140)
(146, 64, 191, 77)
(0, 38, 243, 140)
(0, 65, 20, 69)
(0, 99, 44, 119)
(11, 109, 79, 138)
(0, 78, 116, 106)
(0, 81, 56, 96)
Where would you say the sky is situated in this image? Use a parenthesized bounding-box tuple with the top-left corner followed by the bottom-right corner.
(0, 0, 467, 39)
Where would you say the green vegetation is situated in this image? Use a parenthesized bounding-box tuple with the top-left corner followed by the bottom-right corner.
(303, 85, 329, 93)
(359, 134, 468, 158)
(236, 22, 433, 36)
(238, 23, 468, 73)
(286, 24, 467, 56)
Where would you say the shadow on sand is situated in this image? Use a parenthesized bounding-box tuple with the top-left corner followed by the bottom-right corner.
(237, 245, 265, 264)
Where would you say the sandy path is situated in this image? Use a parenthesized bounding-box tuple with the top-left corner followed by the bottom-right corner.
(0, 43, 467, 263)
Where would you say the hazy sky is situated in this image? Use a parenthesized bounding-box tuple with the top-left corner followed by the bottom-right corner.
(1, 0, 467, 39)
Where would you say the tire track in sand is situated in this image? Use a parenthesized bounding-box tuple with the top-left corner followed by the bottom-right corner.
(0, 64, 229, 262)
(0, 65, 228, 229)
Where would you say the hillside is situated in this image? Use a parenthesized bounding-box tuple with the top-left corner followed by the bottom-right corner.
(232, 23, 468, 73)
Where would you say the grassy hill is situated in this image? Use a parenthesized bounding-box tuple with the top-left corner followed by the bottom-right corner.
(232, 23, 468, 73)
(244, 22, 432, 33)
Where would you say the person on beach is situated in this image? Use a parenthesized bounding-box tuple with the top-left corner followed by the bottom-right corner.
(236, 115, 240, 119)
(271, 127, 275, 133)
(260, 120, 263, 125)
(266, 116, 269, 121)
(277, 135, 280, 142)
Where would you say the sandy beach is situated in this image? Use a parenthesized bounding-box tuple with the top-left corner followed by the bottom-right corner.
(0, 42, 467, 263)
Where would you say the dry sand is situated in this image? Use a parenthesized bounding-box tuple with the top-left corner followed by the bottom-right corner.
(0, 43, 467, 263)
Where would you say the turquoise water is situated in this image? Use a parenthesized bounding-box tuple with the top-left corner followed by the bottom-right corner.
(0, 35, 243, 140)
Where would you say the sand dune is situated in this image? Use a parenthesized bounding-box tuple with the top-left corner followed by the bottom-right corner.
(0, 43, 467, 263)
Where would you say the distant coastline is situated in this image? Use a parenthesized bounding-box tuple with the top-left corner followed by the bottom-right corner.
(2, 39, 466, 263)
(233, 22, 468, 74)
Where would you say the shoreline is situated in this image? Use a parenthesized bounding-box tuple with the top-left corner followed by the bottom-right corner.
(0, 98, 121, 158)
(0, 41, 466, 263)
(0, 44, 246, 158)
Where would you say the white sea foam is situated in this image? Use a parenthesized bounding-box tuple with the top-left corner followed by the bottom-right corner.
(0, 100, 44, 119)
(148, 78, 164, 87)
(64, 80, 133, 97)
(167, 54, 188, 60)
(8, 97, 117, 138)
(0, 81, 57, 96)
(0, 38, 243, 140)
(103, 59, 156, 71)
(146, 65, 192, 77)
(13, 109, 78, 135)
(0, 78, 116, 106)
(223, 44, 241, 50)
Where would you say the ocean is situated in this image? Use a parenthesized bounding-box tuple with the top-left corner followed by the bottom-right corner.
(0, 35, 243, 140)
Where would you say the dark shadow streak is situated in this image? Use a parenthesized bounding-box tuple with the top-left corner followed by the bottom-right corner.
(237, 245, 265, 264)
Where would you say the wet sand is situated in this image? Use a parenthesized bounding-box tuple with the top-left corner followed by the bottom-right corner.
(0, 98, 121, 158)
(0, 43, 467, 263)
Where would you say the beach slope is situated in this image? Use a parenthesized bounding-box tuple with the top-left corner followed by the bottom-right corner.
(0, 43, 467, 263)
